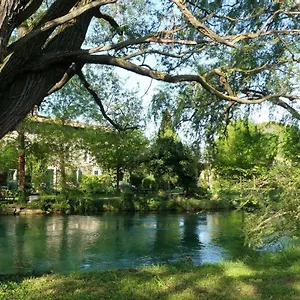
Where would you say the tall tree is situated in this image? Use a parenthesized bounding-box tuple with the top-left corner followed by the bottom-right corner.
(150, 110, 199, 194)
(16, 125, 26, 191)
(212, 120, 278, 179)
(1, 1, 300, 138)
(87, 129, 148, 192)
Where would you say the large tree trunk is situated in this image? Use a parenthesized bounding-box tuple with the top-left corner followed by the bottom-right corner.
(0, 0, 26, 62)
(58, 143, 67, 193)
(116, 166, 122, 194)
(0, 0, 94, 138)
(17, 127, 25, 191)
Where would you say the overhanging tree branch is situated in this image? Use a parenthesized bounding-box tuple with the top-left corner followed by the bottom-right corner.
(273, 98, 300, 120)
(15, 0, 44, 28)
(171, 0, 236, 48)
(74, 54, 285, 105)
(8, 0, 118, 54)
(22, 33, 202, 71)
(47, 63, 81, 96)
(76, 69, 137, 131)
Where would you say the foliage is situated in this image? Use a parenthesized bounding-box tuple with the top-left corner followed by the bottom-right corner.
(25, 141, 53, 191)
(150, 84, 232, 142)
(83, 67, 144, 129)
(129, 173, 144, 188)
(212, 120, 278, 179)
(41, 77, 96, 123)
(80, 174, 113, 195)
(0, 139, 18, 172)
(245, 163, 300, 248)
(282, 124, 300, 164)
(150, 111, 200, 194)
(1, 0, 300, 140)
(69, 197, 95, 214)
(51, 199, 71, 214)
(208, 121, 300, 247)
(27, 120, 86, 191)
(142, 175, 156, 189)
(87, 129, 149, 186)
(121, 190, 136, 210)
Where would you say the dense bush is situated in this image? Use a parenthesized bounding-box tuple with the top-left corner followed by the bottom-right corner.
(142, 175, 156, 189)
(130, 173, 144, 188)
(121, 190, 135, 210)
(79, 174, 113, 195)
(244, 163, 300, 247)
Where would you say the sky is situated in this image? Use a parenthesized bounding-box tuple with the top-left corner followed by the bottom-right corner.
(117, 67, 280, 140)
(115, 61, 160, 138)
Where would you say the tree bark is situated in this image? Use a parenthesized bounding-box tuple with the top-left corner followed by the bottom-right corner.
(116, 166, 122, 194)
(58, 143, 67, 192)
(0, 0, 95, 138)
(17, 127, 25, 191)
(0, 0, 26, 62)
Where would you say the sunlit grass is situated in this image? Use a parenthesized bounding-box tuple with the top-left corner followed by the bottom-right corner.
(0, 248, 299, 300)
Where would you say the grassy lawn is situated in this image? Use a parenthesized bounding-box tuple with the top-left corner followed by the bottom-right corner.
(0, 248, 299, 300)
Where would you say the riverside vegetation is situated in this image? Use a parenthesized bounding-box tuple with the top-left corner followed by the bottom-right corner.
(0, 247, 299, 300)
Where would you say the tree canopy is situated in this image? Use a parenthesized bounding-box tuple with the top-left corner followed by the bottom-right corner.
(149, 110, 199, 193)
(1, 0, 300, 138)
(212, 120, 278, 178)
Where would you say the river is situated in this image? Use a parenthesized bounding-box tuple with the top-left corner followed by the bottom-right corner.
(0, 211, 256, 275)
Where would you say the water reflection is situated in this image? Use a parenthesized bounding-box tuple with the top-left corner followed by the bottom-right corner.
(0, 212, 256, 275)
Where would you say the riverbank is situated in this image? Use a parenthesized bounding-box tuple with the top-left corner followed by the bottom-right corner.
(0, 247, 299, 300)
(0, 193, 232, 215)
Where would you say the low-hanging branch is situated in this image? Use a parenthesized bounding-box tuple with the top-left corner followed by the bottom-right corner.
(27, 33, 201, 68)
(76, 69, 137, 131)
(74, 54, 286, 105)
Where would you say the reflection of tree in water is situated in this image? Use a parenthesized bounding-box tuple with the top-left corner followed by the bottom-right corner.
(114, 217, 123, 258)
(5, 216, 50, 273)
(58, 216, 103, 271)
(26, 216, 48, 272)
(208, 211, 256, 259)
(0, 220, 8, 238)
(123, 215, 135, 230)
(181, 214, 202, 250)
(0, 218, 15, 273)
(116, 214, 155, 258)
(15, 217, 28, 269)
(0, 219, 9, 251)
(152, 214, 181, 260)
(58, 217, 75, 271)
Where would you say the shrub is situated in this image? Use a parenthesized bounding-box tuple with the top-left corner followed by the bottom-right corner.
(52, 198, 71, 214)
(142, 175, 156, 189)
(80, 174, 113, 195)
(121, 190, 135, 210)
(130, 173, 144, 188)
(70, 197, 94, 214)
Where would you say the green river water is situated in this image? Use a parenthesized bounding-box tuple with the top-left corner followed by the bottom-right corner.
(0, 211, 257, 275)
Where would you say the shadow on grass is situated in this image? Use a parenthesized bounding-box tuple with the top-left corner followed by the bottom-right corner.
(1, 255, 299, 300)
